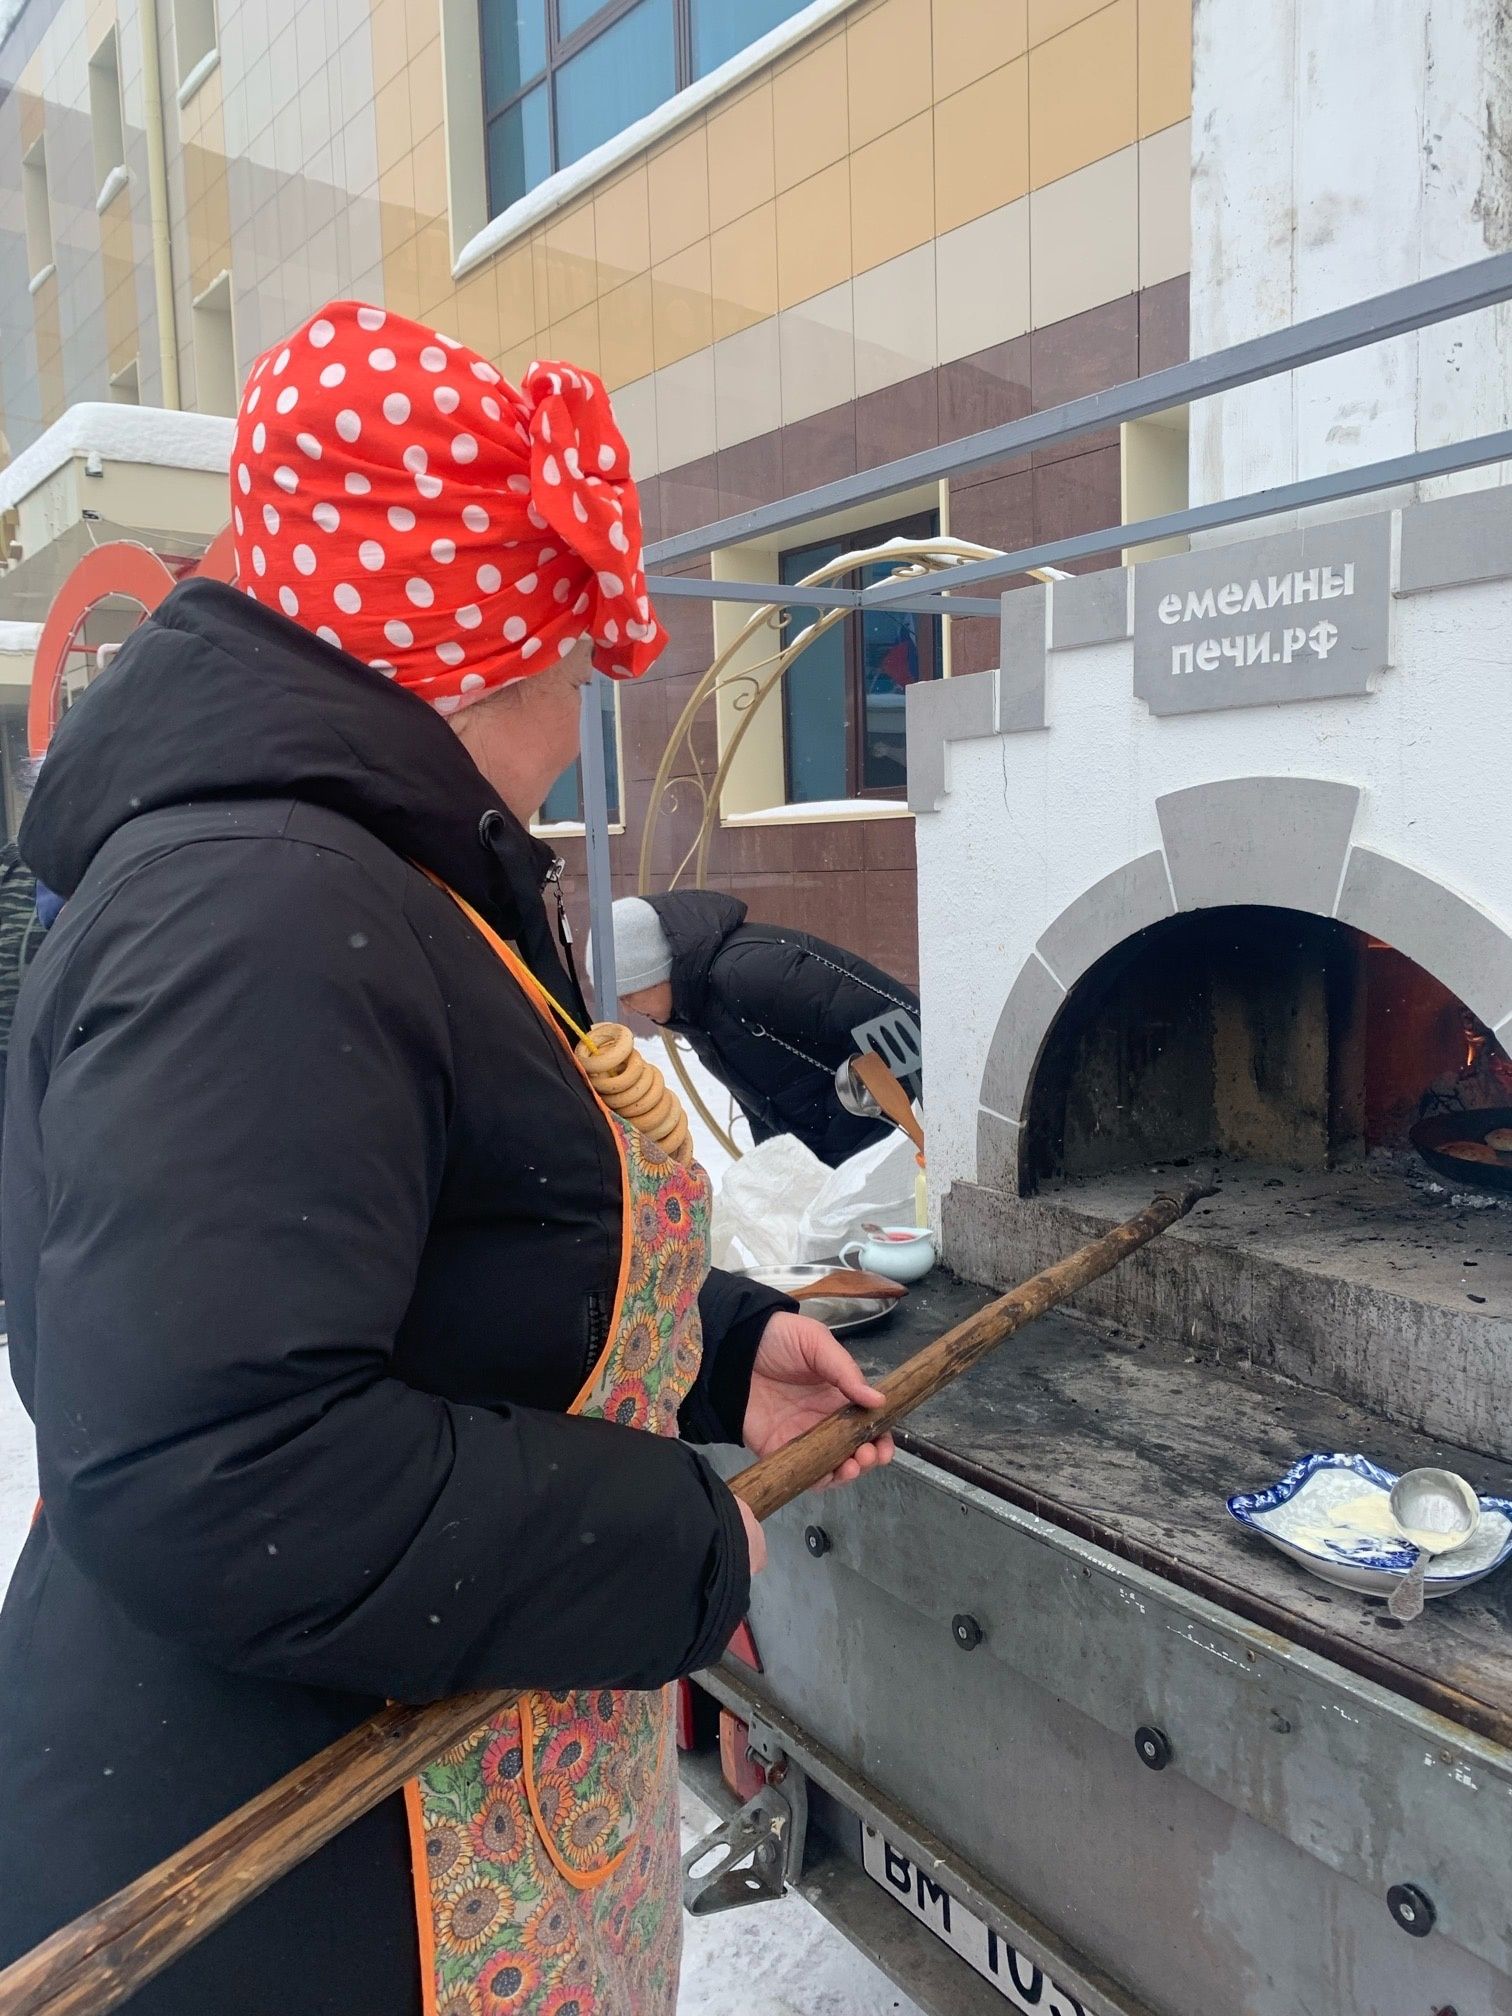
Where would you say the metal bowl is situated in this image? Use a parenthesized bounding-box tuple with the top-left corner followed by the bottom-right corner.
(732, 1263, 904, 1334)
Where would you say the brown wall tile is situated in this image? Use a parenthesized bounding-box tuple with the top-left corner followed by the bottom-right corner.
(717, 431, 784, 517)
(657, 454, 722, 540)
(1032, 444, 1122, 569)
(938, 335, 1031, 466)
(1029, 292, 1139, 463)
(1139, 272, 1190, 374)
(856, 368, 939, 471)
(781, 403, 857, 496)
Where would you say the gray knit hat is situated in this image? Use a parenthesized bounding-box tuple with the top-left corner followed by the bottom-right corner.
(587, 896, 673, 996)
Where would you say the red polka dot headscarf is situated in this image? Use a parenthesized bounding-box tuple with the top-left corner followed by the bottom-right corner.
(230, 301, 666, 713)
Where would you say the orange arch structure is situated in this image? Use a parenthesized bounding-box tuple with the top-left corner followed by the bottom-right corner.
(26, 524, 237, 756)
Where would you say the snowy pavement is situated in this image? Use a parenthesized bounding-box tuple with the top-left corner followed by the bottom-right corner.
(0, 1035, 925, 2014)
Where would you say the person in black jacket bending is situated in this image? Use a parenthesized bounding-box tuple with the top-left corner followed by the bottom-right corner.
(602, 889, 922, 1167)
(0, 302, 891, 2016)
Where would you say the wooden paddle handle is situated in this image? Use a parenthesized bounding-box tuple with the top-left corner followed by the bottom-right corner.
(0, 1180, 1208, 2016)
(850, 1051, 926, 1155)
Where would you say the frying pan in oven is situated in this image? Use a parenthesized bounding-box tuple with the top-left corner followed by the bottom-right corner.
(1410, 1106, 1512, 1195)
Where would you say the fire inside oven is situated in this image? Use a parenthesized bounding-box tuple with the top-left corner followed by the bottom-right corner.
(1020, 906, 1512, 1194)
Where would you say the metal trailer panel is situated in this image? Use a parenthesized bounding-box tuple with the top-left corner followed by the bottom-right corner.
(709, 1449, 1512, 2016)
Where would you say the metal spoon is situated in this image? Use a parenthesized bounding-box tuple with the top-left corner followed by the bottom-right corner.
(1387, 1468, 1481, 1621)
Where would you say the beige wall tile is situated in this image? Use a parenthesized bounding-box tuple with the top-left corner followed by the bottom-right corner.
(935, 56, 1028, 235)
(648, 124, 709, 264)
(550, 299, 601, 377)
(1139, 0, 1192, 136)
(412, 125, 448, 225)
(708, 82, 774, 231)
(543, 202, 598, 324)
(1028, 0, 1108, 42)
(408, 36, 444, 143)
(655, 347, 717, 468)
(714, 316, 782, 449)
(711, 203, 778, 342)
(610, 373, 659, 474)
(772, 30, 848, 193)
(846, 0, 932, 150)
(777, 279, 854, 425)
(1029, 0, 1137, 188)
(495, 241, 536, 346)
(449, 268, 495, 352)
(414, 218, 452, 310)
(850, 111, 934, 274)
(1138, 118, 1189, 286)
(1029, 144, 1137, 326)
(600, 272, 655, 388)
(937, 197, 1030, 362)
(776, 158, 851, 309)
(934, 0, 1027, 100)
(854, 240, 937, 396)
(595, 166, 651, 287)
(651, 238, 713, 370)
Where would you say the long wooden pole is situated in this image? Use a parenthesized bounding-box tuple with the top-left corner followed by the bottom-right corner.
(0, 1180, 1207, 2016)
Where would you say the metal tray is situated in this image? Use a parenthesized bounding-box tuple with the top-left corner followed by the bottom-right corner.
(1411, 1104, 1512, 1194)
(734, 1263, 904, 1334)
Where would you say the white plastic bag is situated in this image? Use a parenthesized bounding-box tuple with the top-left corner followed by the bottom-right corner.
(796, 1130, 919, 1262)
(709, 1134, 829, 1272)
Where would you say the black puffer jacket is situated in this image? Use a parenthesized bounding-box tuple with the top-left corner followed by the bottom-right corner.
(0, 581, 785, 2014)
(648, 890, 921, 1167)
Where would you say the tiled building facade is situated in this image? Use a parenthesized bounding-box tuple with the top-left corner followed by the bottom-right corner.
(0, 0, 1192, 983)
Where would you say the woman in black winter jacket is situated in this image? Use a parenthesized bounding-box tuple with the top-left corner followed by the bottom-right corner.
(0, 302, 890, 2016)
(605, 889, 922, 1167)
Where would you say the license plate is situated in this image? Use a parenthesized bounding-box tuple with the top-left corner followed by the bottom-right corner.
(861, 1826, 1088, 2014)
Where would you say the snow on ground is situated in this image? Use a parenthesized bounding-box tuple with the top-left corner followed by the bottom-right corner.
(0, 1056, 923, 2011)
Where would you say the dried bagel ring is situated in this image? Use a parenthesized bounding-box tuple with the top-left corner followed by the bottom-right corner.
(664, 1119, 693, 1165)
(642, 1098, 685, 1144)
(615, 1068, 668, 1122)
(585, 1045, 650, 1100)
(579, 1023, 634, 1076)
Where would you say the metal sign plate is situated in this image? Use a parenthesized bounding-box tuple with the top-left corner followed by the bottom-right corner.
(1133, 515, 1392, 715)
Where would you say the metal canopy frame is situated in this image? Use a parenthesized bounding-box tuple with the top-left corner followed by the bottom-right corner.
(576, 249, 1512, 1007)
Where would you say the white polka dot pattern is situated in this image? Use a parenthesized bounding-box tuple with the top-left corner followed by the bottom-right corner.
(230, 299, 666, 712)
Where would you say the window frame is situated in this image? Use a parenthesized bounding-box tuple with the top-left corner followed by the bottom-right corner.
(22, 137, 54, 287)
(88, 28, 127, 198)
(480, 0, 804, 217)
(778, 510, 942, 806)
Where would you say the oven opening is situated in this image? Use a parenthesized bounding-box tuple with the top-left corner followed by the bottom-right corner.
(1022, 905, 1512, 1194)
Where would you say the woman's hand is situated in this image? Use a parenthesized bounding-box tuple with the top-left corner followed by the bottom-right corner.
(742, 1310, 896, 1488)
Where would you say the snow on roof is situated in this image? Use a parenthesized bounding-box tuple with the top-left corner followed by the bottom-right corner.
(0, 405, 234, 516)
(0, 620, 42, 654)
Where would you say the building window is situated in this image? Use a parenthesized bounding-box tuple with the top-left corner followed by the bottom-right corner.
(191, 271, 238, 416)
(538, 687, 621, 826)
(480, 0, 811, 218)
(173, 0, 219, 94)
(779, 512, 941, 804)
(22, 138, 54, 286)
(89, 30, 127, 197)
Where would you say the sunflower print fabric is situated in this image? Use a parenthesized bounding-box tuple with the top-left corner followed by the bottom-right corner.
(407, 1118, 712, 2016)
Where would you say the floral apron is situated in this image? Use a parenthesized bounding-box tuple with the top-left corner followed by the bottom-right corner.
(404, 899, 711, 2016)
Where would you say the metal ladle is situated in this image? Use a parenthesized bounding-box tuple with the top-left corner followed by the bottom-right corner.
(1386, 1468, 1481, 1621)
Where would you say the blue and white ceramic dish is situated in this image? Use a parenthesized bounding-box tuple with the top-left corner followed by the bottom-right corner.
(1227, 1454, 1512, 1598)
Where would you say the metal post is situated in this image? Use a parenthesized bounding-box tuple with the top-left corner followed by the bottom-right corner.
(579, 672, 617, 1022)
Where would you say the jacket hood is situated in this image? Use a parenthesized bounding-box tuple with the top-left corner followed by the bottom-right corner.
(21, 579, 556, 936)
(645, 888, 747, 1022)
